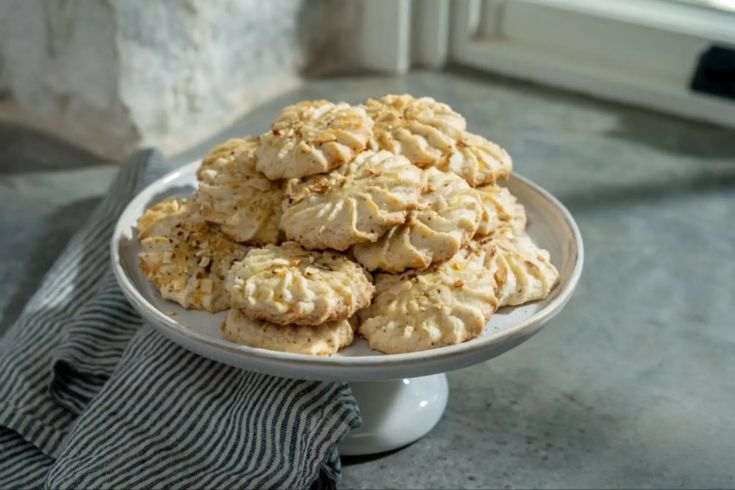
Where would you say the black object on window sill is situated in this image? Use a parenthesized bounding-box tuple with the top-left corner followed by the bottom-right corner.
(691, 45, 735, 101)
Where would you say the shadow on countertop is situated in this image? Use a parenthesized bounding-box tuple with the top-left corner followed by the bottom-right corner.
(0, 122, 110, 175)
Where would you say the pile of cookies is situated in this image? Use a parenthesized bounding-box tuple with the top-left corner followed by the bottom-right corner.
(137, 95, 559, 355)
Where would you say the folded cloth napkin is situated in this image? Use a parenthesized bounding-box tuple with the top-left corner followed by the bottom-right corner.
(0, 150, 361, 489)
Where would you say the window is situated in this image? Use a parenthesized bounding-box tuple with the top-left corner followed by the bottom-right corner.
(358, 0, 735, 126)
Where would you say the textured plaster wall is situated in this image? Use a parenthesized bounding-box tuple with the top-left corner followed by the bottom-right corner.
(0, 0, 358, 158)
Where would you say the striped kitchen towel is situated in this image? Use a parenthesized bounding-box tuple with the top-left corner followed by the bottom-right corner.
(0, 150, 361, 489)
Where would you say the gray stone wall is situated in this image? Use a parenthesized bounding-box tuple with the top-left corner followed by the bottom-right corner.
(0, 0, 359, 158)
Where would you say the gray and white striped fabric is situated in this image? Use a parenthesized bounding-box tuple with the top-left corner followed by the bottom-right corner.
(0, 150, 361, 489)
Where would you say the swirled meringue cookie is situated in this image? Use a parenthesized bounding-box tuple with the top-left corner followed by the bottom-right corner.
(226, 242, 374, 326)
(256, 100, 373, 180)
(367, 95, 512, 186)
(478, 227, 559, 307)
(366, 94, 466, 167)
(352, 168, 482, 273)
(195, 137, 283, 244)
(358, 245, 497, 354)
(475, 185, 526, 236)
(222, 308, 355, 356)
(138, 197, 249, 313)
(442, 132, 512, 187)
(280, 150, 423, 251)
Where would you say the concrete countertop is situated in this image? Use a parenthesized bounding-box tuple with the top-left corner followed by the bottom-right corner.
(2, 69, 734, 488)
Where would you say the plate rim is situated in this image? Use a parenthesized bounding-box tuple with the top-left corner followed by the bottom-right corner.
(111, 161, 584, 371)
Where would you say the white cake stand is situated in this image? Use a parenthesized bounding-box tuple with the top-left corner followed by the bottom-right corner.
(111, 161, 583, 456)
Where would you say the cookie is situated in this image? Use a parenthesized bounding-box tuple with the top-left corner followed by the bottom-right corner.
(367, 95, 512, 186)
(358, 245, 497, 354)
(137, 196, 187, 240)
(226, 242, 374, 326)
(195, 137, 283, 244)
(479, 227, 559, 307)
(138, 197, 249, 312)
(475, 185, 526, 236)
(441, 132, 512, 187)
(366, 94, 466, 167)
(222, 308, 355, 356)
(256, 100, 373, 180)
(280, 150, 423, 251)
(352, 167, 482, 272)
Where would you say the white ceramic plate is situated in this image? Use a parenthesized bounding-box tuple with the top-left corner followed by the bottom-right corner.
(111, 161, 583, 381)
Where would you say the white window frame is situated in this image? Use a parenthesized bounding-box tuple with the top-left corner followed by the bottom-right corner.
(357, 0, 735, 128)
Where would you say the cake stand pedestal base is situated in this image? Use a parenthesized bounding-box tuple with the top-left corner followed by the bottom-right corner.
(339, 373, 449, 456)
